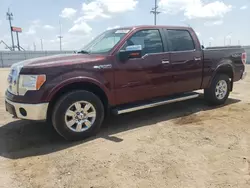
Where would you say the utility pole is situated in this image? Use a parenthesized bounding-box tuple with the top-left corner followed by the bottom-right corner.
(58, 21, 63, 51)
(150, 0, 161, 25)
(33, 42, 36, 51)
(16, 32, 20, 51)
(40, 39, 43, 51)
(224, 32, 232, 46)
(6, 8, 15, 51)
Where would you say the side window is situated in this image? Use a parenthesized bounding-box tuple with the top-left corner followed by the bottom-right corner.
(167, 30, 195, 51)
(122, 29, 164, 56)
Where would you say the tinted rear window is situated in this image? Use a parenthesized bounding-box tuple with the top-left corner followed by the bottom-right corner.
(167, 30, 195, 51)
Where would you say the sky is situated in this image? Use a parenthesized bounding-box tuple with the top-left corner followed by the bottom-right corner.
(0, 0, 250, 51)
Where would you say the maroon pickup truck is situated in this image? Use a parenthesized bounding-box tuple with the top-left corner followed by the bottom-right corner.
(5, 25, 247, 140)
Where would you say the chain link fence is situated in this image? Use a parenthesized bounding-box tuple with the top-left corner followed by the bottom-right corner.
(0, 51, 74, 68)
(244, 47, 250, 64)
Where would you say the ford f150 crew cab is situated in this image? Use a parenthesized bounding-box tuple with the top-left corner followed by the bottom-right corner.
(5, 25, 247, 140)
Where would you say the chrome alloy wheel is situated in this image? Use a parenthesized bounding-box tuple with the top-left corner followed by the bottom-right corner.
(64, 101, 96, 132)
(215, 80, 228, 100)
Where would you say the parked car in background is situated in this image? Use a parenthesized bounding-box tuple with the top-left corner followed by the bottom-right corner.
(5, 25, 247, 140)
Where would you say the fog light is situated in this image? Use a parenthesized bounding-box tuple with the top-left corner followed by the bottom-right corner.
(19, 108, 27, 116)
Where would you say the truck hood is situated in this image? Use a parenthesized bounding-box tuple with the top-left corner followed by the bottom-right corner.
(12, 53, 106, 68)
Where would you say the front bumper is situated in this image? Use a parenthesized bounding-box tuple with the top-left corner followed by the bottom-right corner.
(242, 72, 247, 80)
(5, 98, 49, 121)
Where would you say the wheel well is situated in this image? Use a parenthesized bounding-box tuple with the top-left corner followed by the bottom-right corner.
(47, 82, 109, 120)
(216, 66, 234, 79)
(215, 66, 234, 91)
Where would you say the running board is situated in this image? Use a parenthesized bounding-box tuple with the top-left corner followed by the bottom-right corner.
(113, 92, 199, 115)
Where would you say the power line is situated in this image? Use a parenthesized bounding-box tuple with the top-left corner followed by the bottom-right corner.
(150, 0, 161, 25)
(6, 8, 15, 51)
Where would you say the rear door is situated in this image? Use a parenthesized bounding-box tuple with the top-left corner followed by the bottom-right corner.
(164, 29, 203, 93)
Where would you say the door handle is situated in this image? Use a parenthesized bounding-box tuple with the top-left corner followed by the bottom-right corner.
(194, 57, 201, 61)
(162, 60, 170, 64)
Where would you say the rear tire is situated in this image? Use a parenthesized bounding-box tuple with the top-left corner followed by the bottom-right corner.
(52, 90, 104, 141)
(204, 74, 230, 105)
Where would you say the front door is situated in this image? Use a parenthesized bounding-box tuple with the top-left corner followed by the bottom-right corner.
(114, 29, 172, 105)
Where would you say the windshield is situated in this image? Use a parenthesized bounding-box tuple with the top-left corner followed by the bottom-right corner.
(79, 29, 130, 54)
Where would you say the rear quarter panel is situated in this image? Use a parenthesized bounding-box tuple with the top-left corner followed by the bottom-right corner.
(201, 48, 245, 88)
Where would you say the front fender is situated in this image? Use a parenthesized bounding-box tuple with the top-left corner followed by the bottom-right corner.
(43, 70, 115, 105)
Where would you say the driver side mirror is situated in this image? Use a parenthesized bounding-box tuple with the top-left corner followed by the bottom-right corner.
(119, 45, 142, 62)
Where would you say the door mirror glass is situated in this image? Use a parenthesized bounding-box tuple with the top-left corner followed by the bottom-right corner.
(119, 45, 142, 62)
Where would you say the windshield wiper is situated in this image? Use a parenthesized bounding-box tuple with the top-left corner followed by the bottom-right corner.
(77, 50, 90, 54)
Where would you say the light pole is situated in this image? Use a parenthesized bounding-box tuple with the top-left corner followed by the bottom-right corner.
(58, 21, 63, 51)
(224, 32, 232, 46)
(40, 39, 43, 51)
(6, 8, 15, 51)
(150, 0, 161, 25)
(33, 42, 36, 51)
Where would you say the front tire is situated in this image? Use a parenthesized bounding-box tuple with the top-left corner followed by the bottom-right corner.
(52, 90, 104, 141)
(204, 74, 230, 105)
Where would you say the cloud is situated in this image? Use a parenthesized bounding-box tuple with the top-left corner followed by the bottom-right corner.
(56, 34, 92, 50)
(212, 20, 223, 25)
(106, 25, 120, 30)
(31, 19, 41, 25)
(204, 19, 223, 26)
(80, 0, 138, 20)
(43, 25, 55, 30)
(209, 37, 214, 41)
(240, 5, 248, 10)
(82, 1, 110, 20)
(26, 27, 36, 35)
(0, 20, 2, 26)
(60, 8, 77, 19)
(25, 19, 41, 35)
(68, 22, 92, 35)
(159, 0, 232, 20)
(98, 0, 138, 13)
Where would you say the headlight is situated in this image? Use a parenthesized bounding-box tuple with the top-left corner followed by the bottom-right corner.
(18, 75, 46, 95)
(7, 64, 23, 95)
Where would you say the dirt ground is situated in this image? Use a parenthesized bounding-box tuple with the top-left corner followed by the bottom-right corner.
(0, 66, 250, 188)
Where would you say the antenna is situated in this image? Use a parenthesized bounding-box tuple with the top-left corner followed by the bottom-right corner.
(150, 0, 161, 25)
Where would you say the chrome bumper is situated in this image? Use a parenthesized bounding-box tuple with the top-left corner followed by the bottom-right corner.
(242, 72, 247, 80)
(5, 99, 49, 121)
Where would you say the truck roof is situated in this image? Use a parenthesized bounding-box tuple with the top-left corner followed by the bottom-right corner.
(113, 25, 192, 30)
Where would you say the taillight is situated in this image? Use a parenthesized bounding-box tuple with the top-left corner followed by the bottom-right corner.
(242, 52, 247, 64)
